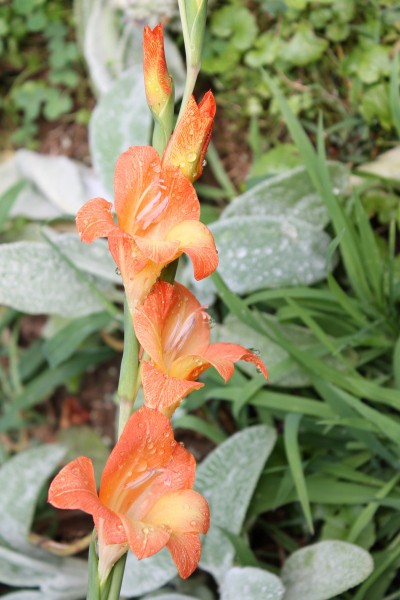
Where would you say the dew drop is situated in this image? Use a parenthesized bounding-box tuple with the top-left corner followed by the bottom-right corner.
(249, 347, 260, 356)
(115, 267, 121, 275)
(202, 159, 207, 167)
(142, 527, 149, 535)
(190, 520, 197, 527)
(180, 161, 186, 169)
(187, 152, 197, 163)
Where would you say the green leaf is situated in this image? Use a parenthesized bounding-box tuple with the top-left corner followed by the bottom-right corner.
(205, 215, 332, 295)
(284, 414, 313, 533)
(224, 162, 349, 228)
(361, 84, 392, 131)
(196, 425, 277, 581)
(121, 549, 176, 597)
(213, 314, 315, 387)
(221, 567, 285, 600)
(42, 311, 112, 368)
(248, 144, 301, 179)
(356, 45, 391, 84)
(0, 181, 26, 227)
(211, 6, 258, 51)
(58, 426, 109, 484)
(281, 541, 374, 600)
(0, 349, 113, 433)
(13, 150, 106, 217)
(89, 68, 152, 193)
(245, 32, 281, 68)
(390, 53, 400, 138)
(43, 89, 73, 120)
(0, 240, 111, 317)
(0, 546, 87, 598)
(282, 24, 328, 66)
(0, 445, 65, 552)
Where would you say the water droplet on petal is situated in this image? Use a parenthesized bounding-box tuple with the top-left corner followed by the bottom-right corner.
(115, 267, 121, 275)
(187, 152, 197, 163)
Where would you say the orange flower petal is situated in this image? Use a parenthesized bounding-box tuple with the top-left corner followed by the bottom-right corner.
(124, 439, 197, 523)
(145, 489, 210, 534)
(133, 281, 174, 368)
(169, 354, 210, 380)
(141, 361, 203, 416)
(133, 281, 210, 371)
(167, 533, 202, 579)
(166, 220, 218, 280)
(119, 516, 171, 560)
(143, 166, 200, 239)
(203, 342, 268, 381)
(76, 198, 117, 243)
(114, 146, 161, 234)
(100, 407, 175, 508)
(108, 236, 163, 310)
(48, 457, 126, 545)
(133, 236, 179, 264)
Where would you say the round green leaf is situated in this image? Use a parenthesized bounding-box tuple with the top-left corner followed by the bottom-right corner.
(281, 541, 374, 600)
(221, 567, 285, 600)
(197, 425, 277, 581)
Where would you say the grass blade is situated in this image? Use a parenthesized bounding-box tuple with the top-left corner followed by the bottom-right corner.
(284, 413, 314, 533)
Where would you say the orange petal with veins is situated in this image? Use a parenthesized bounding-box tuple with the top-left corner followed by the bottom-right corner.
(166, 220, 218, 280)
(203, 342, 268, 381)
(141, 361, 203, 416)
(76, 198, 118, 243)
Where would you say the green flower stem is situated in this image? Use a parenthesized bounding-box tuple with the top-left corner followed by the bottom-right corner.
(177, 0, 200, 121)
(100, 554, 127, 600)
(86, 300, 139, 600)
(177, 63, 200, 121)
(117, 298, 140, 437)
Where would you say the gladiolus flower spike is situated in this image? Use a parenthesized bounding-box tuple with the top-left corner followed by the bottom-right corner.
(133, 281, 268, 416)
(76, 147, 218, 312)
(48, 407, 210, 583)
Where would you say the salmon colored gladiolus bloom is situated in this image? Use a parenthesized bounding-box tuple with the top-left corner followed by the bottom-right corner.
(76, 146, 218, 311)
(162, 91, 216, 182)
(48, 407, 210, 582)
(133, 281, 268, 416)
(143, 24, 173, 117)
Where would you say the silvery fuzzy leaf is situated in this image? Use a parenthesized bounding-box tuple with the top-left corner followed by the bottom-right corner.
(0, 445, 65, 554)
(206, 215, 332, 296)
(15, 151, 86, 215)
(0, 548, 87, 600)
(1, 151, 107, 220)
(121, 549, 177, 597)
(83, 0, 124, 94)
(0, 239, 110, 317)
(220, 567, 285, 600)
(89, 68, 152, 193)
(281, 541, 374, 600)
(223, 163, 349, 229)
(196, 425, 277, 582)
